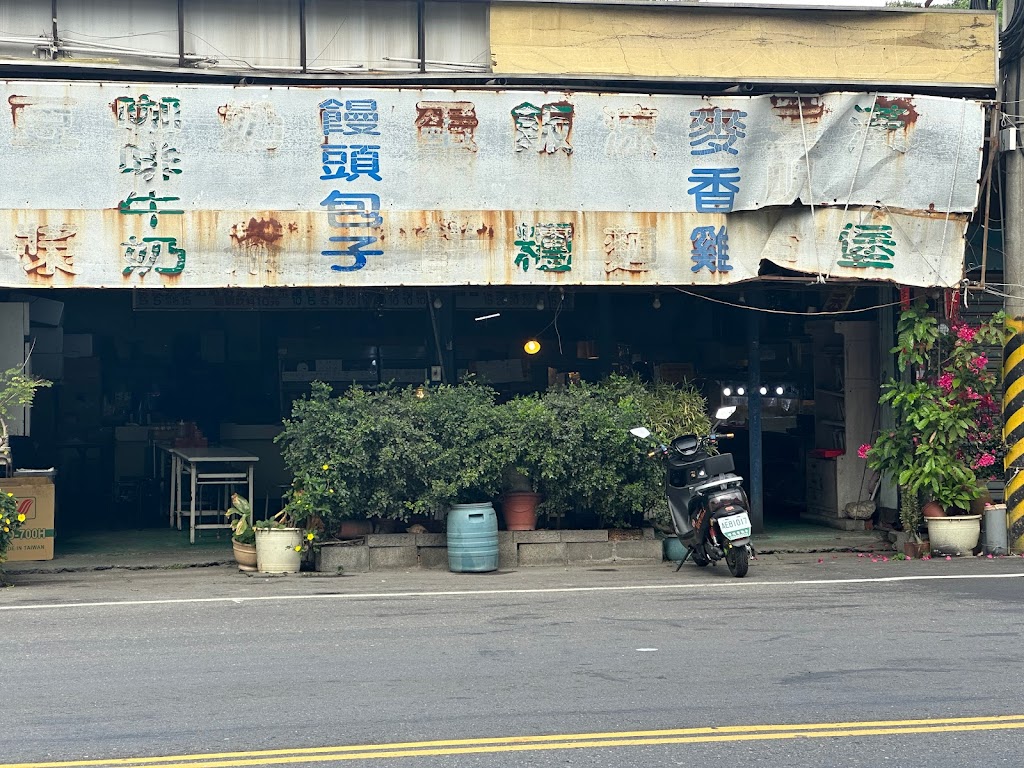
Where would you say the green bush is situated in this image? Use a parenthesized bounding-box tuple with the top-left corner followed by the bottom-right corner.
(277, 375, 710, 532)
(540, 375, 710, 528)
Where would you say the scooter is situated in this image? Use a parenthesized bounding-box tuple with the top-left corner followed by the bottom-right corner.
(631, 406, 754, 578)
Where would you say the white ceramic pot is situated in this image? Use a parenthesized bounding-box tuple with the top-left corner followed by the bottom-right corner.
(255, 527, 303, 573)
(926, 515, 982, 556)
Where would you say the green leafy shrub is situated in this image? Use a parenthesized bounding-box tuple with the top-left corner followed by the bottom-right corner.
(540, 375, 709, 528)
(412, 380, 504, 514)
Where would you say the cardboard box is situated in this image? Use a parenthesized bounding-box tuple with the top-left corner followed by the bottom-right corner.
(64, 334, 93, 358)
(1, 477, 55, 561)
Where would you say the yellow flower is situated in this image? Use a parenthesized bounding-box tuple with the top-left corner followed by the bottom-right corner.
(322, 463, 330, 471)
(3, 527, 8, 533)
(17, 513, 25, 523)
(293, 545, 302, 552)
(306, 532, 315, 541)
(328, 489, 334, 495)
(6, 492, 12, 497)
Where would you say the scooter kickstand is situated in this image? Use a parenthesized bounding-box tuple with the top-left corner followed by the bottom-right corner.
(675, 548, 692, 572)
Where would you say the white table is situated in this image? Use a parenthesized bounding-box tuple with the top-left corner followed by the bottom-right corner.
(166, 446, 260, 544)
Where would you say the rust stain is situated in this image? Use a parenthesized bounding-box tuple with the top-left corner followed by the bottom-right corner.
(399, 228, 406, 235)
(770, 96, 826, 123)
(878, 96, 919, 127)
(108, 98, 120, 120)
(287, 222, 298, 233)
(230, 217, 284, 246)
(8, 95, 29, 126)
(216, 104, 229, 123)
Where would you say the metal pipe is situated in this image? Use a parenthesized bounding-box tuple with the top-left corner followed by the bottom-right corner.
(57, 43, 208, 62)
(177, 0, 185, 68)
(299, 0, 307, 74)
(50, 0, 58, 60)
(747, 308, 764, 534)
(417, 0, 426, 74)
(383, 56, 488, 69)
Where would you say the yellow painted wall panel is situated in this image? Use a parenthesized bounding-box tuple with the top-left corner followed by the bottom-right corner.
(490, 4, 996, 89)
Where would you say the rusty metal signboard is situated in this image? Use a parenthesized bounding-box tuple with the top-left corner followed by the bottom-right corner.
(0, 83, 983, 289)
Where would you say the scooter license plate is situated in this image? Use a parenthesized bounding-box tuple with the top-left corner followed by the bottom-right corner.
(718, 512, 751, 540)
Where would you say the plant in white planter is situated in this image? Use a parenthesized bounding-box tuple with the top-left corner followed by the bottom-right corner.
(254, 499, 315, 574)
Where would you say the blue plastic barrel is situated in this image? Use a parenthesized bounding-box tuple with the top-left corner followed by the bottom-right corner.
(447, 502, 499, 573)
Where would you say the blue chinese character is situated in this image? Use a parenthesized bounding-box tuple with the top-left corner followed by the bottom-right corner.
(321, 144, 382, 182)
(320, 98, 380, 138)
(687, 168, 741, 213)
(689, 108, 747, 156)
(342, 99, 380, 135)
(690, 226, 731, 273)
(323, 235, 383, 272)
(320, 192, 383, 228)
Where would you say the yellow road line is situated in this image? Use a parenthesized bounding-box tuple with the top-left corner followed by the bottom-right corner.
(5, 715, 1024, 768)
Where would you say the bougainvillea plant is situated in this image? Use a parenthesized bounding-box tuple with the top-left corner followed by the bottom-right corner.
(862, 304, 1005, 537)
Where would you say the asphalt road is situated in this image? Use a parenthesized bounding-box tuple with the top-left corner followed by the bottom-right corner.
(2, 554, 1024, 767)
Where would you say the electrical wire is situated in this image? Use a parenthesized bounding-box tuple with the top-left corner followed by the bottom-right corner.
(670, 287, 903, 316)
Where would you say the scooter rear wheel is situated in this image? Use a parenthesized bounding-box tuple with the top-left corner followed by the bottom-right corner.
(727, 547, 749, 577)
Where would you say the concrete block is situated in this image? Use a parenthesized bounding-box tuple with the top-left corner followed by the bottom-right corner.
(517, 542, 567, 566)
(612, 539, 664, 563)
(559, 529, 608, 543)
(418, 547, 450, 570)
(315, 543, 369, 573)
(415, 533, 446, 547)
(566, 542, 614, 565)
(498, 531, 518, 569)
(369, 545, 419, 570)
(513, 530, 560, 544)
(642, 527, 656, 540)
(367, 533, 417, 547)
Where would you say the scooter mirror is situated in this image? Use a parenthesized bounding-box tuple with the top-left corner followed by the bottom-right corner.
(630, 427, 651, 439)
(714, 406, 736, 421)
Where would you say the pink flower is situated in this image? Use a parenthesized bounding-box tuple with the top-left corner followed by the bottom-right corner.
(857, 443, 872, 459)
(970, 355, 989, 372)
(956, 325, 976, 342)
(938, 372, 954, 393)
(975, 453, 996, 469)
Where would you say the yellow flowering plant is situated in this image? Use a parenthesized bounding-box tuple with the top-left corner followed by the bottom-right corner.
(0, 489, 27, 565)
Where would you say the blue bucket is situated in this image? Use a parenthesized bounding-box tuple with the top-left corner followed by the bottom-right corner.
(447, 502, 499, 573)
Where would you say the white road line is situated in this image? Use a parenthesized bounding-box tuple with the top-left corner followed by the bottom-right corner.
(0, 572, 1022, 612)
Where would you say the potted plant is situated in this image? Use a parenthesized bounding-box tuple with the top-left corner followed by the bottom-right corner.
(255, 489, 316, 574)
(495, 394, 559, 531)
(0, 358, 52, 473)
(864, 304, 1005, 557)
(225, 493, 257, 571)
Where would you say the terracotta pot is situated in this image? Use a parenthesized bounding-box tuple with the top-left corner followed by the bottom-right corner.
(903, 540, 929, 559)
(501, 492, 541, 531)
(922, 501, 945, 518)
(232, 539, 257, 571)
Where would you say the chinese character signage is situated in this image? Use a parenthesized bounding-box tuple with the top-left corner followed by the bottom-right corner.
(0, 83, 984, 289)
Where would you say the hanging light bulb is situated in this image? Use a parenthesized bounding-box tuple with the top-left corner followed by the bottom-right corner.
(652, 295, 662, 310)
(524, 339, 541, 355)
(722, 387, 732, 397)
(759, 386, 768, 396)
(736, 387, 745, 396)
(775, 386, 785, 396)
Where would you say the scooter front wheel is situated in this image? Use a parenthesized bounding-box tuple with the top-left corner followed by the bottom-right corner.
(727, 546, 749, 577)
